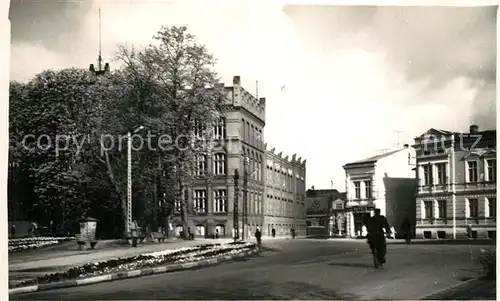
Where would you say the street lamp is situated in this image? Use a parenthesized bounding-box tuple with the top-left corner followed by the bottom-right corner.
(233, 169, 240, 241)
(126, 125, 145, 237)
(242, 155, 258, 241)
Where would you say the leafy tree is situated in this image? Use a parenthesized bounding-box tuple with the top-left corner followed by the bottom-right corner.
(116, 25, 226, 239)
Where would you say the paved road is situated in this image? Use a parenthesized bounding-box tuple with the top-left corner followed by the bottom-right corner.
(12, 239, 488, 300)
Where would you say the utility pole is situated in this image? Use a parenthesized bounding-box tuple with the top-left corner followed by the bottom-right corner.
(395, 130, 405, 149)
(233, 169, 240, 241)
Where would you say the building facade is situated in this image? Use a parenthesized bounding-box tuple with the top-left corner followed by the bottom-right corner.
(305, 188, 347, 237)
(343, 147, 416, 238)
(263, 147, 307, 237)
(171, 76, 266, 238)
(414, 125, 496, 239)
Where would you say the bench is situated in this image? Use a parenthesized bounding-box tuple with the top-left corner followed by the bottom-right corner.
(151, 232, 166, 243)
(76, 234, 98, 250)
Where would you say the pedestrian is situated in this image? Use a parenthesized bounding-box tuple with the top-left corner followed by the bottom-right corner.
(401, 218, 412, 244)
(255, 227, 262, 247)
(466, 225, 472, 239)
(10, 224, 16, 238)
(271, 228, 276, 238)
(215, 229, 219, 239)
(291, 228, 296, 239)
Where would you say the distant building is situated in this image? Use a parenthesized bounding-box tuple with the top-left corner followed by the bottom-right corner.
(263, 147, 307, 237)
(343, 147, 416, 238)
(305, 188, 347, 237)
(171, 76, 266, 238)
(413, 125, 496, 239)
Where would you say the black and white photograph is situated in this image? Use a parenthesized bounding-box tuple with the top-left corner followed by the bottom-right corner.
(5, 0, 498, 300)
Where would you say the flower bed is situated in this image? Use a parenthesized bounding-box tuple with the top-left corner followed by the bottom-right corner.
(8, 237, 76, 253)
(11, 241, 256, 288)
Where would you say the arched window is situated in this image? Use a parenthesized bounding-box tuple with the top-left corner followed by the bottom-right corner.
(241, 119, 246, 140)
(246, 121, 250, 141)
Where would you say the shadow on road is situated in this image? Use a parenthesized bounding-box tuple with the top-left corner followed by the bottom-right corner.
(327, 262, 374, 269)
(62, 279, 360, 300)
(389, 240, 496, 246)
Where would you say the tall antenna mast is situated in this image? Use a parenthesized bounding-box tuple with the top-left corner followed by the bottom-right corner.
(89, 8, 110, 76)
(256, 80, 259, 100)
(98, 8, 102, 72)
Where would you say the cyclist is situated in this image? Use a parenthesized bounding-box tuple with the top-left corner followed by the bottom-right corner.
(366, 209, 391, 267)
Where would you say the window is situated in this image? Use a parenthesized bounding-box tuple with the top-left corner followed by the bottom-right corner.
(364, 181, 372, 199)
(251, 125, 255, 144)
(214, 189, 227, 213)
(354, 181, 361, 199)
(467, 161, 478, 182)
(213, 117, 226, 140)
(436, 163, 447, 185)
(195, 225, 205, 236)
(195, 155, 207, 175)
(486, 159, 496, 182)
(487, 197, 496, 218)
(424, 201, 433, 219)
(468, 198, 479, 218)
(423, 164, 433, 185)
(213, 153, 226, 175)
(193, 189, 207, 213)
(335, 203, 343, 210)
(174, 199, 182, 212)
(246, 121, 250, 141)
(242, 119, 246, 138)
(437, 200, 446, 218)
(194, 119, 205, 139)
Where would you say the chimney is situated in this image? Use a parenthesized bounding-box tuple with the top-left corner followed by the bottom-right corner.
(470, 124, 479, 134)
(233, 76, 241, 85)
(259, 97, 266, 105)
(403, 144, 409, 148)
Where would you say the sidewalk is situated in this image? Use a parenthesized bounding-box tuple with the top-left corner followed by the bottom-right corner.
(9, 238, 232, 286)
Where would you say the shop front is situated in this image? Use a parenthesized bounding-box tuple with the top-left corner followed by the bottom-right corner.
(346, 205, 375, 237)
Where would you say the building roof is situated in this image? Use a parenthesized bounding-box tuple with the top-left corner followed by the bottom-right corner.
(343, 149, 403, 168)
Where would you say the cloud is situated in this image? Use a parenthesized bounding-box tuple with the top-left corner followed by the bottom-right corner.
(9, 2, 497, 189)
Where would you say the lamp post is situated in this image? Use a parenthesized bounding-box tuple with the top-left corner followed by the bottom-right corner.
(126, 125, 144, 237)
(233, 169, 240, 241)
(242, 157, 249, 241)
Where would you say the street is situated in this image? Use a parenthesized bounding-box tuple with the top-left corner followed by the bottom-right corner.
(12, 239, 488, 300)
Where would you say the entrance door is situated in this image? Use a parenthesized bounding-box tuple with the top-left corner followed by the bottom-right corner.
(354, 213, 371, 235)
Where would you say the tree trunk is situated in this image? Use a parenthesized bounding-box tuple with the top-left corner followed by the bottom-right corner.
(97, 139, 127, 238)
(179, 182, 189, 240)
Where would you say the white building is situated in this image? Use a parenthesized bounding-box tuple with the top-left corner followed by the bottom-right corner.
(342, 146, 417, 238)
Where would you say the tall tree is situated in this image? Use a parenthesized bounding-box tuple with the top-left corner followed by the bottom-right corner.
(116, 25, 226, 239)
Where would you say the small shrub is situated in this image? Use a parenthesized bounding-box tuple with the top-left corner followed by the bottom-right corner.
(478, 247, 496, 279)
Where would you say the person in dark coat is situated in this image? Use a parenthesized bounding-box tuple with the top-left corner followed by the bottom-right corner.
(271, 228, 276, 238)
(255, 227, 262, 246)
(401, 218, 412, 244)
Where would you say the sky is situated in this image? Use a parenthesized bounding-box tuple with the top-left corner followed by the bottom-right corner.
(9, 0, 498, 191)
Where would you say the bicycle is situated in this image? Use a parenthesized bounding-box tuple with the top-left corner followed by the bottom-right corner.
(371, 234, 389, 269)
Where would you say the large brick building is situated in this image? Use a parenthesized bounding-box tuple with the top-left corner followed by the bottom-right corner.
(171, 76, 266, 237)
(263, 147, 307, 237)
(414, 125, 496, 239)
(171, 76, 306, 238)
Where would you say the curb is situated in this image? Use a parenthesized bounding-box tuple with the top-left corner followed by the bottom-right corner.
(416, 277, 481, 300)
(9, 247, 260, 296)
